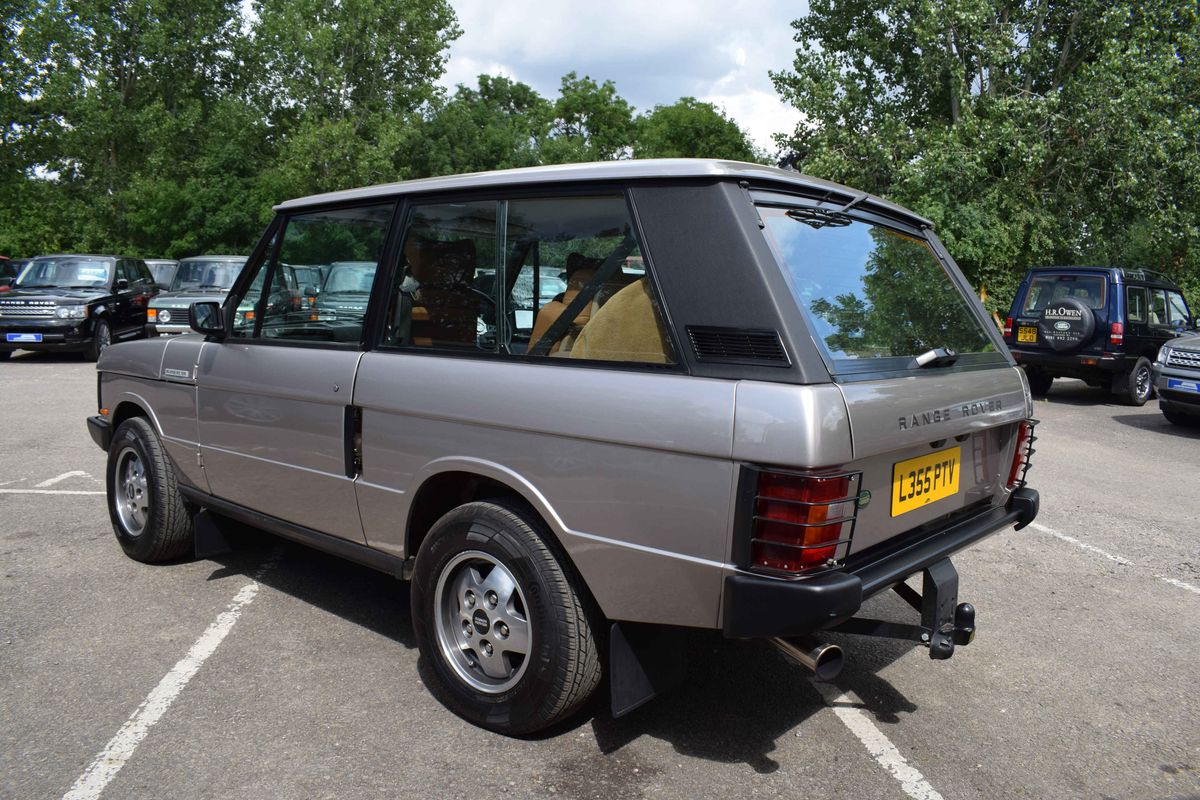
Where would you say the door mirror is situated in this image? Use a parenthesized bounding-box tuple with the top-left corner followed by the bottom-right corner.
(115, 278, 130, 291)
(0, 277, 13, 289)
(189, 301, 225, 337)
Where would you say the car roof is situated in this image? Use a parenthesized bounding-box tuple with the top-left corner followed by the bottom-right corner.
(31, 254, 120, 261)
(178, 255, 246, 262)
(1025, 265, 1182, 289)
(273, 158, 933, 228)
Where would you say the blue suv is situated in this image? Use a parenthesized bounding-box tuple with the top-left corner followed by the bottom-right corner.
(1003, 267, 1193, 405)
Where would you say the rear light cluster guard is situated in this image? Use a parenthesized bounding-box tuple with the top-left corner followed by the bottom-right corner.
(736, 467, 862, 576)
(1006, 419, 1038, 491)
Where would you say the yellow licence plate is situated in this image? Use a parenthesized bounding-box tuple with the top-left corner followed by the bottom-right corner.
(1017, 326, 1038, 343)
(891, 447, 961, 517)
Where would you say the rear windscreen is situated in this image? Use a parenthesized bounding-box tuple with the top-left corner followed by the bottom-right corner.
(1022, 274, 1106, 312)
(759, 206, 997, 371)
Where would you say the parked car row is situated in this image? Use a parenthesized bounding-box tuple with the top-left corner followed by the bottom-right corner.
(1001, 265, 1197, 425)
(0, 253, 351, 359)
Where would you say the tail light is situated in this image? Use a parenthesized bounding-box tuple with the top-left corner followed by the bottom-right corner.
(1003, 317, 1013, 338)
(1109, 321, 1123, 346)
(1006, 419, 1038, 490)
(747, 469, 860, 574)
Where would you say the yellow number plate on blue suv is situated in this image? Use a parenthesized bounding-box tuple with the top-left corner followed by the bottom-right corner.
(891, 447, 961, 517)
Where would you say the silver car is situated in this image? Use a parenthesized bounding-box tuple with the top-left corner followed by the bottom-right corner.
(86, 160, 1039, 734)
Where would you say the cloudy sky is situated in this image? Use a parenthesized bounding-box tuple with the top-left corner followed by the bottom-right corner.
(438, 1, 809, 154)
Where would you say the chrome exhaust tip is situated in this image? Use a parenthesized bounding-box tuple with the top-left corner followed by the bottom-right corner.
(771, 636, 844, 682)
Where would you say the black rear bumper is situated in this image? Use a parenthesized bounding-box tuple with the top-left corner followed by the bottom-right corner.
(1009, 347, 1129, 375)
(721, 488, 1039, 638)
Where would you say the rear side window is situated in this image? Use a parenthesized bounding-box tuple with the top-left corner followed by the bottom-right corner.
(1126, 286, 1147, 323)
(382, 195, 676, 365)
(1022, 274, 1106, 312)
(1149, 289, 1169, 327)
(759, 206, 995, 371)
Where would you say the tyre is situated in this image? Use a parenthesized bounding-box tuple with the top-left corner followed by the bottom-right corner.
(411, 500, 602, 735)
(1118, 357, 1154, 406)
(0, 350, 10, 361)
(1026, 369, 1052, 397)
(1161, 402, 1200, 427)
(106, 416, 194, 562)
(88, 318, 111, 362)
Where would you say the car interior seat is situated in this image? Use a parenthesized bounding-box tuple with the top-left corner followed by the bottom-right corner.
(409, 239, 478, 346)
(569, 277, 672, 364)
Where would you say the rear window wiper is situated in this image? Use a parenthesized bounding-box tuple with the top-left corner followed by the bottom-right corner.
(914, 347, 959, 368)
(786, 207, 852, 229)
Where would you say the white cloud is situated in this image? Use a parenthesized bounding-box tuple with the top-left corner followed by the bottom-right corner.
(440, 0, 808, 154)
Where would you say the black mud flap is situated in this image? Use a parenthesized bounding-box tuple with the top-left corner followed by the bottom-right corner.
(193, 508, 234, 558)
(829, 558, 975, 660)
(609, 623, 687, 718)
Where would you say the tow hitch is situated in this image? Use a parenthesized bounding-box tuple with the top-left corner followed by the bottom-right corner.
(831, 557, 974, 660)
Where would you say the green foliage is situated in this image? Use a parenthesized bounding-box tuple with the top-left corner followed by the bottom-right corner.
(773, 0, 1200, 314)
(634, 97, 763, 162)
(541, 72, 636, 163)
(403, 75, 553, 176)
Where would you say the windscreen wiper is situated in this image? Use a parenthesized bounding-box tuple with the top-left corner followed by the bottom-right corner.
(914, 347, 959, 368)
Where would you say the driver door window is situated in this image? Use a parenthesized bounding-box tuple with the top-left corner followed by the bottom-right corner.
(236, 204, 393, 344)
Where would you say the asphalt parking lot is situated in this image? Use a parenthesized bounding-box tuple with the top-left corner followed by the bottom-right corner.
(1, 351, 1198, 800)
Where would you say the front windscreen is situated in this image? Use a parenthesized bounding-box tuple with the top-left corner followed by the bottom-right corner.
(16, 257, 112, 289)
(170, 260, 244, 292)
(321, 263, 376, 293)
(759, 206, 997, 371)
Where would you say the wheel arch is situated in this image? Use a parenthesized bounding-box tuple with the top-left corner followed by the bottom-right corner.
(405, 459, 573, 565)
(110, 394, 163, 437)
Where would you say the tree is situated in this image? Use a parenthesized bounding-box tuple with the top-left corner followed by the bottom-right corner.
(250, 0, 461, 196)
(633, 97, 762, 162)
(541, 72, 635, 163)
(404, 75, 553, 177)
(772, 0, 1200, 313)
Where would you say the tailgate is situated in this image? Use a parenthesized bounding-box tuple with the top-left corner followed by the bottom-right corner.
(837, 366, 1030, 554)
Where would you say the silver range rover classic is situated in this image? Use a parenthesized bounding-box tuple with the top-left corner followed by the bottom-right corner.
(85, 159, 1039, 735)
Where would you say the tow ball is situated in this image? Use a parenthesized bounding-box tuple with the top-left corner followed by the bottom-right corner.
(773, 558, 976, 681)
(831, 557, 976, 661)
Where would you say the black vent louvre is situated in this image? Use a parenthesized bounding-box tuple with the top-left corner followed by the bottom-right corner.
(687, 326, 790, 366)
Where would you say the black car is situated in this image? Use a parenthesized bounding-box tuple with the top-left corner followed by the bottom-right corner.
(0, 254, 158, 361)
(0, 258, 26, 293)
(1003, 266, 1194, 405)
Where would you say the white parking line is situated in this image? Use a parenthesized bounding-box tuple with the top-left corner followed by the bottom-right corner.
(36, 471, 91, 487)
(816, 683, 945, 800)
(0, 489, 104, 495)
(61, 552, 281, 800)
(1030, 521, 1200, 595)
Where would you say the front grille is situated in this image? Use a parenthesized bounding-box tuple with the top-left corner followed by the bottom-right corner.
(0, 303, 55, 319)
(1166, 348, 1200, 370)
